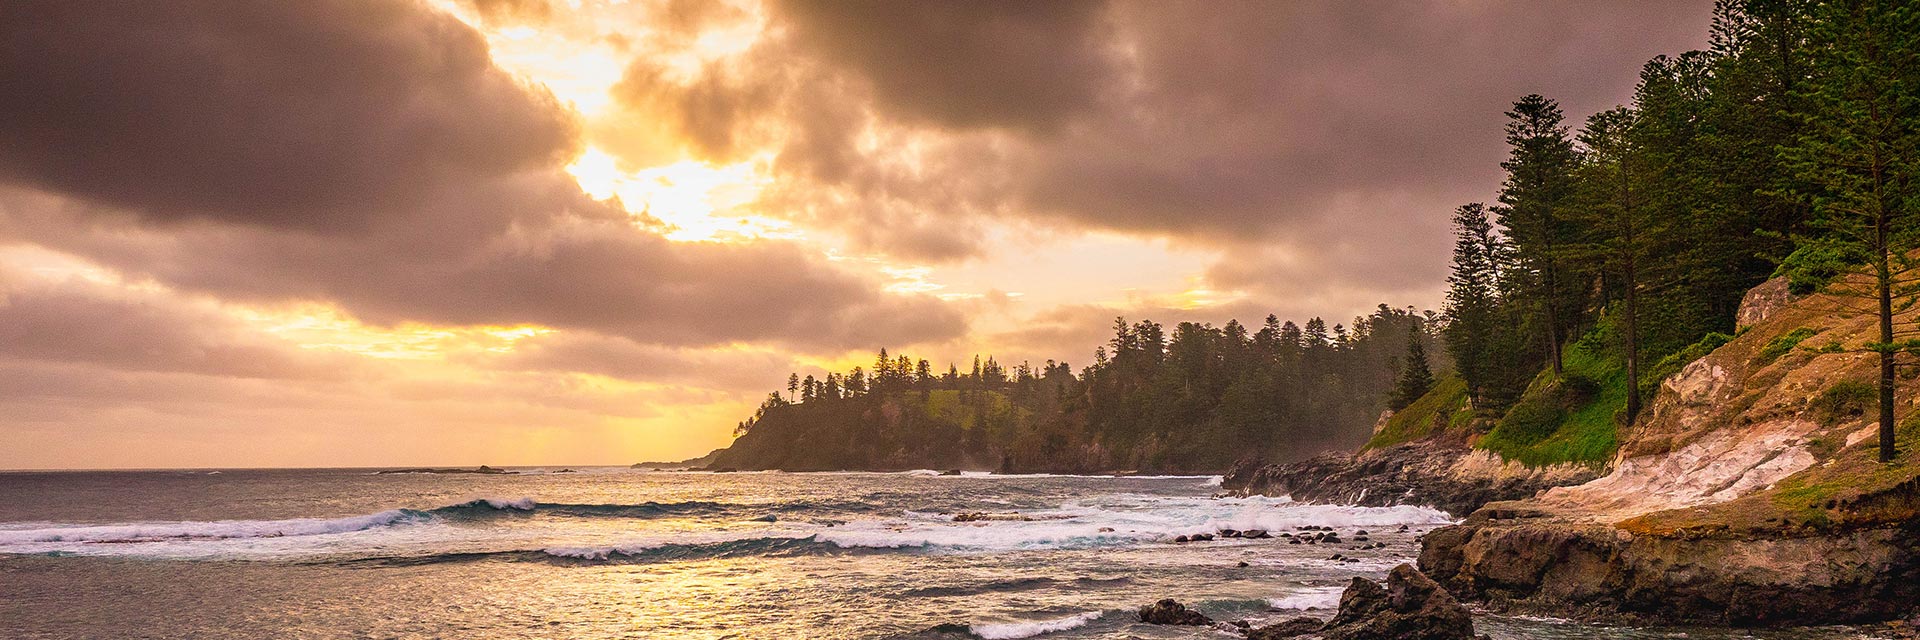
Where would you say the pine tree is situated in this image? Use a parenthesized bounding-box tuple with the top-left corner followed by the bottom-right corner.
(1390, 326, 1436, 411)
(1783, 0, 1920, 462)
(1495, 94, 1585, 376)
(874, 348, 892, 390)
(1576, 106, 1654, 423)
(1444, 203, 1504, 403)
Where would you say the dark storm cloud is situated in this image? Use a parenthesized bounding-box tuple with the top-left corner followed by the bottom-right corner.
(0, 0, 965, 352)
(769, 0, 1118, 134)
(1017, 1, 1714, 239)
(0, 0, 577, 231)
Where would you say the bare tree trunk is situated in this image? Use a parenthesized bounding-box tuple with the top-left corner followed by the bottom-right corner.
(1543, 209, 1564, 377)
(1878, 208, 1897, 463)
(1622, 164, 1641, 425)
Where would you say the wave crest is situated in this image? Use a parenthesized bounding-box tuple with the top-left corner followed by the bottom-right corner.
(969, 611, 1104, 639)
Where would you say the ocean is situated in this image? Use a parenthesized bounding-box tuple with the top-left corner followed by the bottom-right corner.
(0, 469, 1879, 639)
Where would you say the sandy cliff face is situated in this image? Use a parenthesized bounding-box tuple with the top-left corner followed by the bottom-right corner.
(1420, 275, 1920, 626)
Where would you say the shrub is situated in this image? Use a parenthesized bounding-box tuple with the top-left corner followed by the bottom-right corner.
(1810, 380, 1876, 425)
(1559, 373, 1600, 407)
(1774, 243, 1868, 295)
(1758, 327, 1820, 366)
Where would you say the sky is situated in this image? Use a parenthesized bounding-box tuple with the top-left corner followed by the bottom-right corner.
(0, 0, 1714, 469)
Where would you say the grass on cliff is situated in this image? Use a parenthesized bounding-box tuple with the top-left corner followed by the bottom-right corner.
(1476, 329, 1626, 467)
(1365, 374, 1468, 450)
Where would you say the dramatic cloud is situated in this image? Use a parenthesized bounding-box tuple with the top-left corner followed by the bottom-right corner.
(0, 0, 964, 352)
(0, 0, 577, 230)
(769, 0, 1118, 134)
(612, 0, 1713, 272)
(0, 0, 1723, 467)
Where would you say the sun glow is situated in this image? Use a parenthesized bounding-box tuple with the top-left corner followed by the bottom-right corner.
(567, 147, 789, 242)
(240, 304, 556, 360)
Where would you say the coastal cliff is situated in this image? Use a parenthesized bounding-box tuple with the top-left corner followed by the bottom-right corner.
(1418, 275, 1920, 626)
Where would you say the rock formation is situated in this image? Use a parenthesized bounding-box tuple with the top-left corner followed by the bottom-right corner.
(1420, 276, 1920, 626)
(1244, 564, 1485, 640)
(1223, 439, 1596, 517)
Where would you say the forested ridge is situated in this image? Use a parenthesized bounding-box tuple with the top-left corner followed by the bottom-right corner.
(712, 0, 1920, 472)
(714, 309, 1443, 472)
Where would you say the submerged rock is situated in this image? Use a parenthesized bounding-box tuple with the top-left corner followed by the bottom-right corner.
(1137, 598, 1212, 625)
(1246, 616, 1323, 639)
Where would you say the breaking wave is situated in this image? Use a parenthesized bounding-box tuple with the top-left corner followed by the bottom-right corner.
(0, 509, 436, 544)
(968, 611, 1104, 639)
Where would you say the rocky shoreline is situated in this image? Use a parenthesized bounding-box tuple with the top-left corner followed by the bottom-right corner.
(1140, 564, 1488, 640)
(1420, 513, 1920, 626)
(1221, 439, 1596, 518)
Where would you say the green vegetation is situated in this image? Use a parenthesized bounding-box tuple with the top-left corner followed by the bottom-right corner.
(1366, 375, 1467, 450)
(1775, 244, 1870, 295)
(1757, 327, 1821, 365)
(1476, 326, 1626, 466)
(1639, 331, 1733, 400)
(1810, 380, 1877, 426)
(1441, 0, 1920, 467)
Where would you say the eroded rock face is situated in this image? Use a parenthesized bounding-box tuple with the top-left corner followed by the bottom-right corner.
(1535, 421, 1819, 519)
(1420, 521, 1920, 626)
(1223, 440, 1596, 517)
(1736, 276, 1794, 328)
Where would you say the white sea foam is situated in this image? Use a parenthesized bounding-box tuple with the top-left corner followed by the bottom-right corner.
(1195, 501, 1453, 535)
(475, 497, 535, 510)
(969, 611, 1103, 639)
(1266, 586, 1345, 611)
(0, 486, 1451, 562)
(0, 509, 429, 545)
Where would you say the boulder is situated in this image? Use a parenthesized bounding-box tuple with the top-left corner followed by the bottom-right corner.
(1318, 564, 1482, 640)
(1137, 599, 1212, 626)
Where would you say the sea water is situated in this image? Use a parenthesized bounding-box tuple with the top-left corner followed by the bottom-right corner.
(0, 469, 1878, 639)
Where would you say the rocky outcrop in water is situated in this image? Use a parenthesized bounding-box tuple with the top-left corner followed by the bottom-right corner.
(1222, 439, 1596, 517)
(1242, 565, 1485, 640)
(374, 465, 511, 475)
(1137, 599, 1212, 625)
